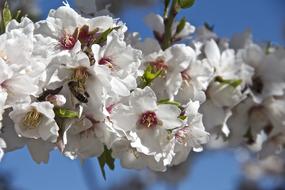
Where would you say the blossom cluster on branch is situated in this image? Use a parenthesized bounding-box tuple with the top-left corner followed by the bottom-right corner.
(0, 0, 284, 177)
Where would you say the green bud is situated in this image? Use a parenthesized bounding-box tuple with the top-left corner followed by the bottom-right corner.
(178, 0, 195, 9)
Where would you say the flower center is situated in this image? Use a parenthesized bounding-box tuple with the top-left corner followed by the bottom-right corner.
(78, 25, 99, 45)
(73, 67, 89, 82)
(175, 127, 191, 145)
(106, 104, 115, 113)
(181, 70, 191, 81)
(60, 34, 77, 50)
(99, 57, 114, 69)
(150, 58, 168, 72)
(139, 111, 158, 128)
(22, 108, 42, 129)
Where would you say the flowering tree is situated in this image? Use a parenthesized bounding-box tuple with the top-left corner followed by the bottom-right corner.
(0, 0, 285, 181)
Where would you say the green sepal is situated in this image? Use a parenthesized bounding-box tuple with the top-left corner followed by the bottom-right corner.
(215, 76, 242, 88)
(54, 108, 79, 118)
(97, 146, 115, 180)
(141, 65, 163, 87)
(93, 26, 121, 45)
(158, 99, 181, 107)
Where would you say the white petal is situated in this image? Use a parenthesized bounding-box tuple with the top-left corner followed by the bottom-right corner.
(204, 39, 220, 64)
(110, 77, 130, 96)
(33, 102, 55, 119)
(111, 104, 138, 132)
(166, 72, 183, 98)
(130, 87, 157, 114)
(27, 139, 54, 164)
(157, 104, 182, 129)
(144, 13, 164, 35)
(38, 119, 59, 143)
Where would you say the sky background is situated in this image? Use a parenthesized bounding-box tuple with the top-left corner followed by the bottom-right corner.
(1, 0, 285, 190)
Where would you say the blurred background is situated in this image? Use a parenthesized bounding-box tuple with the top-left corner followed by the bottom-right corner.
(0, 0, 284, 190)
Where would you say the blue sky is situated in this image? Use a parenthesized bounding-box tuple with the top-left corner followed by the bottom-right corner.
(1, 0, 284, 190)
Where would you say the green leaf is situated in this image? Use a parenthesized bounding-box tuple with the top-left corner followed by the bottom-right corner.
(54, 108, 79, 118)
(97, 146, 115, 180)
(140, 65, 163, 87)
(178, 0, 195, 9)
(158, 99, 181, 107)
(2, 2, 12, 28)
(215, 76, 242, 88)
(176, 17, 186, 35)
(144, 65, 162, 81)
(93, 26, 120, 45)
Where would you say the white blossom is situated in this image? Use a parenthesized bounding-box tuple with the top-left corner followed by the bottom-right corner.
(9, 102, 59, 143)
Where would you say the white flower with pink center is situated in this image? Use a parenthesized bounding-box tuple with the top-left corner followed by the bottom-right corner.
(144, 44, 196, 100)
(35, 5, 126, 54)
(92, 32, 142, 91)
(110, 87, 182, 159)
(171, 101, 209, 165)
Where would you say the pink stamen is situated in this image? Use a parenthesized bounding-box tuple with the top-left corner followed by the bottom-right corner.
(139, 111, 158, 128)
(99, 57, 112, 65)
(181, 70, 191, 81)
(175, 127, 191, 144)
(150, 58, 168, 71)
(106, 104, 115, 114)
(60, 34, 77, 50)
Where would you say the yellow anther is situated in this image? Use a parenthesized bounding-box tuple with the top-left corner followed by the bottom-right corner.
(22, 108, 42, 129)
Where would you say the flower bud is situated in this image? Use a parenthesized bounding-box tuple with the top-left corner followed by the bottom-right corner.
(46, 94, 66, 107)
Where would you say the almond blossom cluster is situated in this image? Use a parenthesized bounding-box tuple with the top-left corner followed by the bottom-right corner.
(0, 1, 284, 175)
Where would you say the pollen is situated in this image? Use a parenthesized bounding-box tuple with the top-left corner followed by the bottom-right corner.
(73, 67, 89, 82)
(22, 108, 42, 130)
(139, 111, 158, 128)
